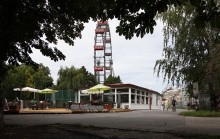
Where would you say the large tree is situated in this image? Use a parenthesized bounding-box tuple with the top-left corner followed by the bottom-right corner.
(2, 64, 53, 100)
(154, 2, 220, 109)
(57, 66, 96, 92)
(105, 75, 122, 84)
(33, 64, 53, 89)
(0, 0, 98, 127)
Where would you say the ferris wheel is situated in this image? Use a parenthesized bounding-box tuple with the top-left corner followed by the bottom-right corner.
(93, 21, 114, 84)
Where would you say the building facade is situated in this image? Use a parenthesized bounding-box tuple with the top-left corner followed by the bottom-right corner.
(78, 83, 162, 110)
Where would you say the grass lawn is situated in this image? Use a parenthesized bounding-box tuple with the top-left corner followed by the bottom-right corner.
(179, 110, 220, 117)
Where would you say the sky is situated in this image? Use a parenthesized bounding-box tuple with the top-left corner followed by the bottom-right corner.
(31, 19, 168, 93)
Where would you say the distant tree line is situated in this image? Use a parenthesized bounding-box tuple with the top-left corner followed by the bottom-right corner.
(2, 64, 122, 100)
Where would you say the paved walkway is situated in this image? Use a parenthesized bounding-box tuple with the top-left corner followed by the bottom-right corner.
(4, 109, 220, 136)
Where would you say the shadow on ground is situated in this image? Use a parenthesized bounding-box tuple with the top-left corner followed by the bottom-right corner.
(1, 124, 219, 139)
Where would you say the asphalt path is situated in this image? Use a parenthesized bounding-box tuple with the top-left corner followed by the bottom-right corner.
(4, 109, 220, 136)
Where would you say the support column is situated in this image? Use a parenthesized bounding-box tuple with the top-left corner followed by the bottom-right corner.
(150, 92, 152, 110)
(114, 89, 117, 103)
(129, 88, 131, 109)
(78, 90, 81, 103)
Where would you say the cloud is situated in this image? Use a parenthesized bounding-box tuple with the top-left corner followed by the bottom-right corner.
(30, 19, 167, 93)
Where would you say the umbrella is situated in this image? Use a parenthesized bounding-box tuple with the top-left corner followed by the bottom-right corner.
(87, 84, 111, 93)
(37, 88, 57, 100)
(13, 87, 41, 99)
(81, 89, 90, 94)
(13, 88, 21, 91)
(21, 87, 41, 99)
(38, 88, 58, 94)
(86, 84, 111, 104)
(81, 89, 103, 94)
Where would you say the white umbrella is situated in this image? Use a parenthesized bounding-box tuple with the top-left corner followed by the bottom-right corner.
(14, 87, 41, 99)
(13, 88, 21, 91)
(21, 87, 40, 92)
(22, 87, 42, 99)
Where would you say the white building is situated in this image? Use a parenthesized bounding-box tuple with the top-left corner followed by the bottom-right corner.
(78, 83, 162, 110)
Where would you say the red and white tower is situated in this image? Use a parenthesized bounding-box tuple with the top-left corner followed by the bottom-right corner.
(94, 21, 113, 84)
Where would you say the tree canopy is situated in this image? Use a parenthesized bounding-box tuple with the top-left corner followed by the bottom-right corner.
(154, 2, 220, 108)
(2, 64, 53, 100)
(56, 66, 97, 91)
(1, 0, 219, 73)
(104, 75, 122, 84)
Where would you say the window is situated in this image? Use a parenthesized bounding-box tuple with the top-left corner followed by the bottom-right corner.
(81, 96, 90, 103)
(137, 90, 140, 95)
(121, 94, 129, 103)
(141, 96, 144, 104)
(146, 97, 148, 104)
(146, 92, 148, 96)
(112, 95, 115, 102)
(104, 95, 109, 102)
(136, 92, 140, 103)
(103, 95, 114, 102)
(137, 97, 140, 104)
(131, 95, 135, 103)
(104, 90, 111, 93)
(131, 89, 135, 93)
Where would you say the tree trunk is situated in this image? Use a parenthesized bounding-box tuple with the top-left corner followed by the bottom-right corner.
(0, 96, 4, 129)
(0, 63, 7, 129)
(209, 82, 217, 110)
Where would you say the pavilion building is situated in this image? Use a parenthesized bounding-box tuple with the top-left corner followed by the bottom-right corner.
(78, 83, 162, 110)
